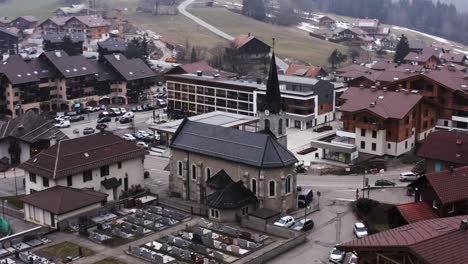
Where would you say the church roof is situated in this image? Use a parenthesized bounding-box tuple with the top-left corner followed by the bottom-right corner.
(171, 119, 297, 168)
(259, 53, 286, 114)
(206, 169, 234, 190)
(207, 181, 257, 209)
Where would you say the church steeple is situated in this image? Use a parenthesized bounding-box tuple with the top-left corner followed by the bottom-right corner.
(260, 50, 285, 114)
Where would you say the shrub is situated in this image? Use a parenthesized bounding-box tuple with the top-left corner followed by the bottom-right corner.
(354, 198, 380, 215)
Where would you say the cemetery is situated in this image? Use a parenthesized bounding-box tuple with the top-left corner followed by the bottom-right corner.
(128, 219, 276, 264)
(88, 206, 191, 247)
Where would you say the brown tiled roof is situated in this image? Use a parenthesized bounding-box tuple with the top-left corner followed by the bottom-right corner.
(335, 64, 369, 74)
(417, 130, 468, 166)
(375, 70, 419, 83)
(103, 54, 156, 81)
(16, 16, 39, 23)
(19, 132, 147, 179)
(442, 52, 467, 64)
(73, 15, 110, 28)
(340, 87, 422, 119)
(404, 51, 440, 63)
(285, 64, 326, 78)
(396, 202, 438, 224)
(424, 166, 468, 204)
(20, 186, 107, 214)
(229, 34, 255, 49)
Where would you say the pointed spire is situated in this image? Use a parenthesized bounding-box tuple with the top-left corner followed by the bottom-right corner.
(261, 44, 285, 114)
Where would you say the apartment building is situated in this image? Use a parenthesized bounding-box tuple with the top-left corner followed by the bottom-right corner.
(39, 15, 110, 40)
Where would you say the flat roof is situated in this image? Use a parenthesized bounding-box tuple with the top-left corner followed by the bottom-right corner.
(150, 111, 259, 134)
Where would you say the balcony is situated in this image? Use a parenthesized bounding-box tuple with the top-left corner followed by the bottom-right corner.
(354, 121, 384, 131)
(452, 115, 468, 124)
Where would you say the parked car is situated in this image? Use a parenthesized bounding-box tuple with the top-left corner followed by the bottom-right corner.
(122, 134, 136, 141)
(375, 179, 396, 187)
(93, 106, 101, 112)
(399, 172, 419, 182)
(290, 219, 314, 231)
(273, 216, 295, 228)
(119, 108, 127, 114)
(136, 105, 143, 112)
(54, 120, 70, 128)
(119, 117, 133, 124)
(83, 127, 95, 135)
(70, 115, 85, 122)
(55, 116, 71, 122)
(130, 106, 137, 112)
(142, 104, 149, 111)
(353, 222, 368, 238)
(86, 106, 95, 112)
(348, 254, 358, 264)
(329, 247, 345, 263)
(136, 130, 150, 139)
(109, 108, 121, 116)
(55, 112, 65, 118)
(98, 111, 110, 118)
(136, 142, 149, 149)
(96, 123, 107, 130)
(97, 117, 111, 123)
(123, 111, 135, 119)
(66, 111, 78, 116)
(298, 188, 314, 208)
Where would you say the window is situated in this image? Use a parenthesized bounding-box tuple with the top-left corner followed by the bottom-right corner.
(29, 173, 36, 183)
(191, 164, 197, 180)
(42, 177, 49, 187)
(405, 116, 409, 124)
(285, 175, 292, 194)
(210, 209, 219, 218)
(372, 131, 377, 138)
(372, 143, 376, 151)
(424, 108, 428, 117)
(177, 161, 183, 176)
(405, 141, 408, 149)
(361, 129, 366, 137)
(66, 176, 72, 187)
(387, 143, 391, 149)
(430, 118, 435, 126)
(406, 128, 409, 137)
(269, 180, 276, 197)
(118, 162, 122, 169)
(206, 167, 211, 179)
(251, 178, 257, 195)
(265, 119, 270, 130)
(448, 203, 455, 214)
(242, 206, 249, 215)
(423, 121, 428, 129)
(100, 165, 109, 177)
(83, 170, 92, 182)
(360, 141, 365, 149)
(432, 200, 438, 209)
(278, 119, 283, 135)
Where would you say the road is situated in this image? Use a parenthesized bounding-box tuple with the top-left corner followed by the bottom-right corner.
(177, 0, 289, 70)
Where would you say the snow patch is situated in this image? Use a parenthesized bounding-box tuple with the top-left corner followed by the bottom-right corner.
(392, 26, 450, 44)
(297, 22, 319, 33)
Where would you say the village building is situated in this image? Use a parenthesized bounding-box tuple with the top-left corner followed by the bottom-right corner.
(9, 16, 39, 31)
(39, 15, 110, 40)
(403, 51, 441, 68)
(318, 15, 336, 26)
(337, 215, 468, 264)
(284, 64, 328, 79)
(0, 17, 11, 27)
(416, 130, 468, 173)
(337, 87, 436, 157)
(0, 111, 67, 166)
(19, 132, 147, 201)
(97, 37, 128, 60)
(225, 33, 271, 62)
(355, 18, 380, 34)
(42, 32, 84, 54)
(0, 27, 19, 55)
(54, 4, 90, 17)
(20, 186, 107, 229)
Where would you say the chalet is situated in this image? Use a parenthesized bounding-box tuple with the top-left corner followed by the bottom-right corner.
(97, 37, 128, 60)
(10, 16, 39, 30)
(42, 32, 84, 55)
(441, 52, 468, 65)
(225, 33, 271, 62)
(403, 50, 442, 68)
(0, 111, 67, 165)
(0, 27, 19, 55)
(337, 87, 436, 157)
(54, 4, 90, 17)
(318, 15, 336, 26)
(19, 132, 147, 201)
(408, 39, 425, 53)
(380, 35, 397, 50)
(336, 27, 366, 39)
(356, 18, 380, 34)
(0, 17, 11, 27)
(284, 64, 328, 78)
(38, 17, 70, 34)
(337, 215, 468, 264)
(39, 15, 110, 40)
(417, 130, 468, 173)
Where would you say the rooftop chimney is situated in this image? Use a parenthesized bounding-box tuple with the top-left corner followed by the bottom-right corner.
(196, 70, 202, 77)
(460, 219, 468, 230)
(55, 51, 62, 57)
(114, 54, 120, 60)
(248, 32, 251, 37)
(213, 73, 220, 78)
(369, 101, 376, 108)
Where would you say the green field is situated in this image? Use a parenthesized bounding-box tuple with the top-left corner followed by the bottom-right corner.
(190, 7, 348, 66)
(0, 0, 60, 20)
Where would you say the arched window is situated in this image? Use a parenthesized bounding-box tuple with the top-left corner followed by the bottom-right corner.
(269, 180, 276, 197)
(285, 175, 291, 193)
(177, 161, 183, 176)
(191, 164, 197, 180)
(206, 167, 211, 179)
(265, 119, 270, 130)
(278, 119, 283, 135)
(251, 178, 257, 195)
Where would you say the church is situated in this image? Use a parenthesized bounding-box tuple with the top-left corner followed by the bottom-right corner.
(167, 54, 298, 221)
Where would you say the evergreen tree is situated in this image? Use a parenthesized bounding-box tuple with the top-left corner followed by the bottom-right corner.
(125, 38, 142, 59)
(348, 48, 361, 63)
(328, 49, 347, 69)
(393, 34, 410, 63)
(141, 37, 151, 65)
(242, 0, 266, 21)
(190, 47, 197, 62)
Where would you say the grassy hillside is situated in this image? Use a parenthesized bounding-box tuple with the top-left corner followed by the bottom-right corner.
(190, 7, 348, 67)
(0, 0, 60, 20)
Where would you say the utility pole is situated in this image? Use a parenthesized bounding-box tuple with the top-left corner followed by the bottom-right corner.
(13, 168, 17, 197)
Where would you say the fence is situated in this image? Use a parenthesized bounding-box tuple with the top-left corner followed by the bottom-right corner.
(1, 205, 24, 219)
(158, 197, 207, 217)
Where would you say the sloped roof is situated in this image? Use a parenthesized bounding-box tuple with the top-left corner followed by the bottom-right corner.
(0, 27, 18, 38)
(0, 55, 41, 84)
(72, 15, 110, 28)
(442, 52, 467, 63)
(0, 17, 11, 24)
(207, 181, 257, 209)
(20, 186, 107, 214)
(285, 64, 326, 78)
(338, 215, 468, 264)
(258, 54, 286, 114)
(43, 32, 84, 43)
(19, 132, 147, 179)
(171, 120, 297, 168)
(103, 54, 155, 81)
(206, 169, 234, 190)
(404, 51, 440, 63)
(14, 16, 39, 23)
(340, 87, 422, 119)
(396, 202, 438, 224)
(417, 130, 468, 166)
(424, 166, 468, 204)
(229, 34, 255, 49)
(0, 111, 67, 143)
(335, 64, 370, 74)
(97, 37, 127, 52)
(41, 50, 98, 78)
